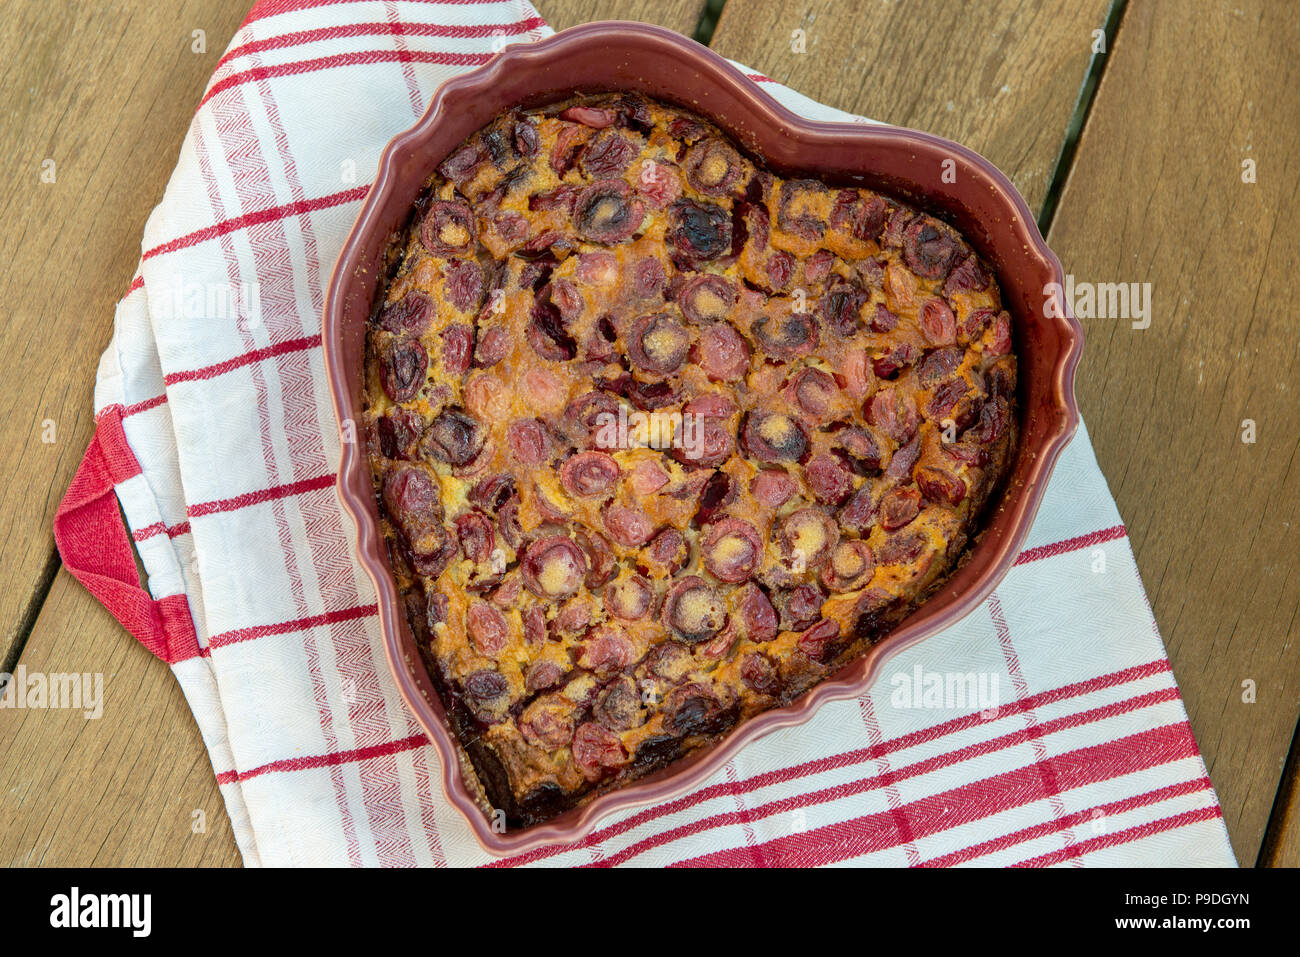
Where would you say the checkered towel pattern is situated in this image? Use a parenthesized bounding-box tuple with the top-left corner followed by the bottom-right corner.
(59, 0, 1236, 866)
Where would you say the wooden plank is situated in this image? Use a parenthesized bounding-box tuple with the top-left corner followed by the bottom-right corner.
(0, 0, 250, 668)
(1046, 0, 1300, 863)
(0, 569, 241, 867)
(1260, 734, 1300, 866)
(708, 0, 1113, 214)
(537, 0, 706, 36)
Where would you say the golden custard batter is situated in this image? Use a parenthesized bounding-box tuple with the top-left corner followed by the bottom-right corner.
(362, 93, 1017, 828)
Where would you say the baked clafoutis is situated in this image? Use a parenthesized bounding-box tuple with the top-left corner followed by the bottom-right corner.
(362, 93, 1018, 829)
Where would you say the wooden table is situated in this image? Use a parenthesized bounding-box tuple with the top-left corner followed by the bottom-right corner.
(2, 0, 1296, 867)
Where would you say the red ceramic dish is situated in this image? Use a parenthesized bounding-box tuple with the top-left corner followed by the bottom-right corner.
(322, 21, 1081, 856)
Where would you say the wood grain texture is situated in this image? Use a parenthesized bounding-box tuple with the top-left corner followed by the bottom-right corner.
(1046, 0, 1300, 863)
(536, 0, 706, 35)
(0, 569, 241, 867)
(0, 0, 249, 667)
(708, 0, 1112, 214)
(1262, 734, 1300, 866)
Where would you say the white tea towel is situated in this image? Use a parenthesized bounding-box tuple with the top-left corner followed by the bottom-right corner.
(56, 0, 1235, 867)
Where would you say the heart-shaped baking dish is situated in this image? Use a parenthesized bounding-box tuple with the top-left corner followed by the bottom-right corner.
(322, 21, 1082, 855)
